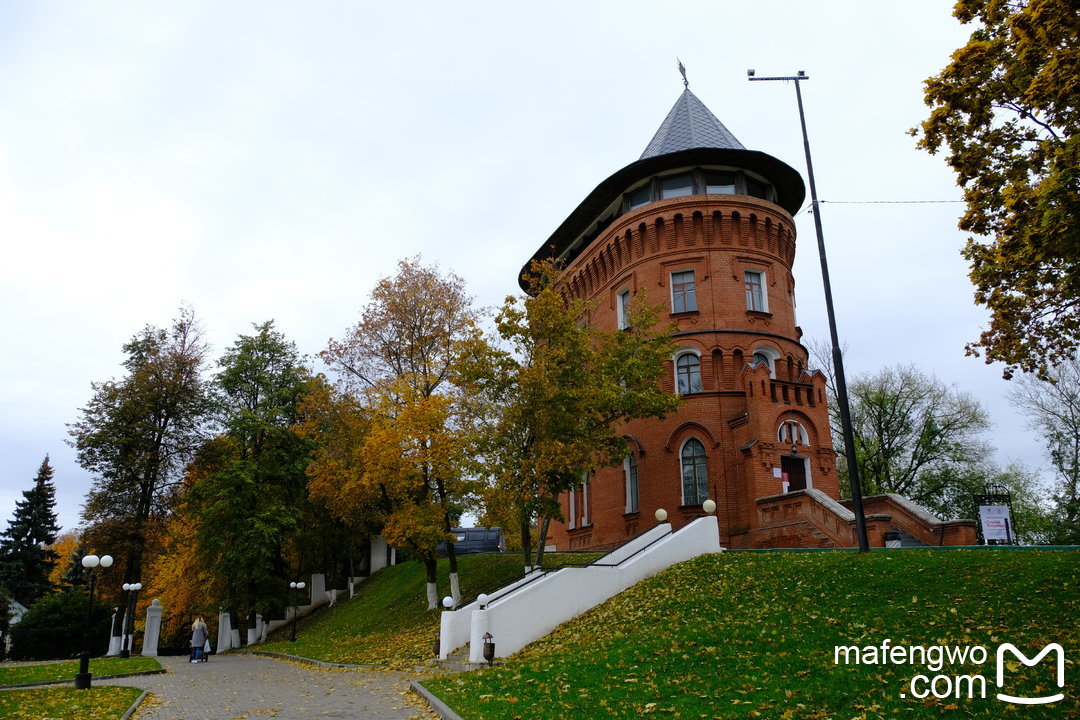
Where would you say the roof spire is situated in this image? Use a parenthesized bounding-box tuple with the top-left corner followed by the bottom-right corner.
(640, 86, 745, 160)
(677, 58, 688, 89)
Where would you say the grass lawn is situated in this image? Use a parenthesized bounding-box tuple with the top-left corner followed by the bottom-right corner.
(0, 686, 144, 720)
(0, 656, 161, 687)
(424, 549, 1079, 719)
(259, 552, 598, 667)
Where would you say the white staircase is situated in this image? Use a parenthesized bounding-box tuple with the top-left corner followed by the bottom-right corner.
(438, 515, 722, 664)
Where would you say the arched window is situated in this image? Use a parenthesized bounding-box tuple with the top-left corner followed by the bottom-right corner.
(752, 346, 779, 378)
(624, 455, 639, 513)
(777, 420, 810, 447)
(676, 353, 702, 394)
(568, 473, 590, 529)
(680, 438, 709, 505)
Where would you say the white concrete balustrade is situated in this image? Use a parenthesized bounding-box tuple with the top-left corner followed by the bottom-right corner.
(436, 515, 722, 664)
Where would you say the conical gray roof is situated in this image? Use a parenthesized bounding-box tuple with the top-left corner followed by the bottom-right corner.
(640, 88, 744, 159)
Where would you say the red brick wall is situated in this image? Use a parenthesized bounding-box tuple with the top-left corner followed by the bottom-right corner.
(547, 193, 841, 550)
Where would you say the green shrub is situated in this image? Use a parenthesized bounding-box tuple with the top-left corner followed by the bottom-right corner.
(9, 589, 111, 661)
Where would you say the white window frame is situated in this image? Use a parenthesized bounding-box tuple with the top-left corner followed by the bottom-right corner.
(674, 349, 702, 395)
(617, 288, 631, 330)
(744, 269, 768, 313)
(670, 270, 697, 313)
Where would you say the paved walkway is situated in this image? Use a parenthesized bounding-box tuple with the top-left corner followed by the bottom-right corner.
(105, 654, 439, 720)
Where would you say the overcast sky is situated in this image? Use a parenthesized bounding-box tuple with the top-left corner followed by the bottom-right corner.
(0, 1, 1051, 534)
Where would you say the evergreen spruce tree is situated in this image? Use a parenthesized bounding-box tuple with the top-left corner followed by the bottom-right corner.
(0, 456, 62, 604)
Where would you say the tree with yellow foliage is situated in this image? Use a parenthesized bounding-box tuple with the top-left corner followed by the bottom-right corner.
(320, 258, 482, 608)
(461, 261, 680, 569)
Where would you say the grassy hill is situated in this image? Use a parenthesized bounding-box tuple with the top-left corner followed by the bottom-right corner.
(260, 552, 598, 667)
(421, 549, 1079, 719)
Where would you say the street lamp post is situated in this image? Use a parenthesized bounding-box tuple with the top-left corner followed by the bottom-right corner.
(75, 553, 113, 690)
(119, 582, 142, 658)
(289, 581, 306, 642)
(748, 68, 870, 552)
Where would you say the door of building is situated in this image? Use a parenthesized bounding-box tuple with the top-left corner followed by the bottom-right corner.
(781, 455, 807, 491)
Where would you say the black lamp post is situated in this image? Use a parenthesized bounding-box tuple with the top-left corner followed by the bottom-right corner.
(75, 553, 113, 690)
(748, 68, 869, 552)
(119, 582, 142, 658)
(289, 580, 306, 642)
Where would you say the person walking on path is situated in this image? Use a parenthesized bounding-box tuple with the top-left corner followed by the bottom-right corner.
(190, 617, 209, 663)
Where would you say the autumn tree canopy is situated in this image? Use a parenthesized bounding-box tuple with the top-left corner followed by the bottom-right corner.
(320, 258, 481, 608)
(914, 0, 1079, 378)
(463, 261, 680, 568)
(186, 321, 314, 622)
(836, 365, 994, 519)
(69, 307, 211, 585)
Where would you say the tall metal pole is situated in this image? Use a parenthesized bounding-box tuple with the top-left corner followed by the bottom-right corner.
(76, 570, 96, 689)
(750, 70, 870, 551)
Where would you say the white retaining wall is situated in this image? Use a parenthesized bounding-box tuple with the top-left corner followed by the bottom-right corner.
(460, 516, 721, 663)
(440, 523, 674, 659)
(439, 569, 542, 659)
(217, 573, 347, 651)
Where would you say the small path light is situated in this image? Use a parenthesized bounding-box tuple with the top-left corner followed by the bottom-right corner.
(289, 581, 306, 642)
(482, 632, 495, 666)
(442, 596, 454, 609)
(119, 582, 142, 658)
(654, 508, 668, 523)
(76, 553, 113, 689)
(477, 593, 489, 610)
(702, 499, 716, 515)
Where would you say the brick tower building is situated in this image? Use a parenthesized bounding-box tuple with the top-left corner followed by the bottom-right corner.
(524, 87, 976, 550)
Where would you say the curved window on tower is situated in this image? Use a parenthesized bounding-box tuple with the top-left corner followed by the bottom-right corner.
(705, 172, 736, 194)
(660, 174, 694, 199)
(676, 352, 702, 394)
(617, 288, 632, 330)
(746, 177, 768, 199)
(744, 269, 768, 312)
(752, 347, 780, 378)
(671, 270, 697, 313)
(680, 438, 709, 506)
(628, 184, 652, 210)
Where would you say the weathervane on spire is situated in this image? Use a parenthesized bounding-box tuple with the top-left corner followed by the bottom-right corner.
(677, 58, 688, 88)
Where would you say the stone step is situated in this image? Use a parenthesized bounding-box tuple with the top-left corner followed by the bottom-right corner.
(429, 644, 502, 672)
(891, 527, 927, 547)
